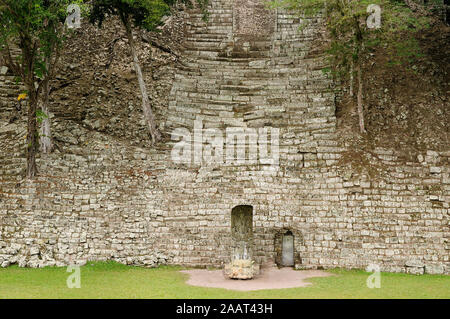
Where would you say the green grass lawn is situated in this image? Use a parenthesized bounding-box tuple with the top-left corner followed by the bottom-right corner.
(0, 261, 448, 299)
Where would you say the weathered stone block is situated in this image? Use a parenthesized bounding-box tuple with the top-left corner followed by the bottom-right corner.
(223, 259, 260, 279)
(425, 264, 445, 275)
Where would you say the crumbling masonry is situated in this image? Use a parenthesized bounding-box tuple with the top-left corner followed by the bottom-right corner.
(0, 0, 448, 275)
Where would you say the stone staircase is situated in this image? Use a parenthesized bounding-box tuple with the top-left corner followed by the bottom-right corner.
(164, 0, 337, 166)
(166, 0, 335, 132)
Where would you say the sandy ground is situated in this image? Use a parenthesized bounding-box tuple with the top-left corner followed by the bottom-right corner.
(180, 267, 333, 291)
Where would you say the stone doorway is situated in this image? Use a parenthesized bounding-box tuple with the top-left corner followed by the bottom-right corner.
(281, 231, 294, 267)
(231, 205, 253, 260)
(275, 229, 300, 268)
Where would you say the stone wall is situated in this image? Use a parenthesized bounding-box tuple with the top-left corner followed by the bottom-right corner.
(0, 0, 448, 274)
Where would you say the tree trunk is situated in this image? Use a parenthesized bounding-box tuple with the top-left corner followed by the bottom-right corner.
(124, 20, 161, 144)
(349, 61, 354, 97)
(26, 85, 38, 178)
(40, 78, 53, 154)
(356, 63, 366, 134)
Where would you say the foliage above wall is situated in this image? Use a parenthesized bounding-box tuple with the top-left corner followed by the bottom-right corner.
(0, 0, 85, 177)
(270, 0, 439, 134)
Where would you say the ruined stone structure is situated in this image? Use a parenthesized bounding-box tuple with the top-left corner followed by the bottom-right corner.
(0, 0, 448, 275)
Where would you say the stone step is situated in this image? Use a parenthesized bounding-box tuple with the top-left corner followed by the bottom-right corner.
(182, 49, 272, 60)
(0, 87, 21, 95)
(175, 65, 309, 77)
(184, 36, 225, 43)
(181, 50, 275, 61)
(183, 42, 221, 50)
(186, 30, 232, 38)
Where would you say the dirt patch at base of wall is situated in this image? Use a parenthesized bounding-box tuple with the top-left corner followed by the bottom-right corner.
(181, 267, 333, 291)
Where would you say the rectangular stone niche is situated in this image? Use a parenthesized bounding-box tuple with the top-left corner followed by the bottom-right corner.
(274, 229, 299, 267)
(231, 205, 253, 260)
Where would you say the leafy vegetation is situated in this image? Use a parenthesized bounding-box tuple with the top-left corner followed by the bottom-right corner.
(89, 0, 208, 144)
(269, 0, 436, 133)
(0, 0, 209, 177)
(0, 0, 84, 177)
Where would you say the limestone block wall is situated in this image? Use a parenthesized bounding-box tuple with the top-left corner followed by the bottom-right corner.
(0, 0, 448, 274)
